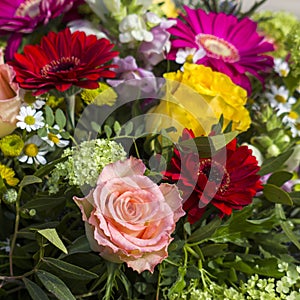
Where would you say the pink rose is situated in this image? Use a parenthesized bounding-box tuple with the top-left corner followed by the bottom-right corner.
(0, 49, 21, 138)
(74, 157, 185, 273)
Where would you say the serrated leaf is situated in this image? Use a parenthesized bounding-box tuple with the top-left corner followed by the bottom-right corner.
(37, 229, 68, 254)
(23, 278, 49, 300)
(263, 184, 293, 206)
(259, 149, 294, 176)
(42, 257, 98, 280)
(45, 105, 55, 127)
(267, 171, 293, 187)
(20, 175, 42, 188)
(36, 270, 75, 300)
(55, 108, 66, 129)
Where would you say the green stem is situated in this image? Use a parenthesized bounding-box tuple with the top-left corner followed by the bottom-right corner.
(9, 186, 23, 276)
(66, 94, 76, 131)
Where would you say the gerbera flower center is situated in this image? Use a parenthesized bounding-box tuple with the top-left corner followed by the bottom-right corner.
(15, 0, 42, 18)
(275, 94, 287, 103)
(196, 34, 240, 63)
(24, 143, 38, 157)
(41, 57, 81, 77)
(48, 133, 60, 144)
(199, 159, 230, 194)
(24, 115, 36, 125)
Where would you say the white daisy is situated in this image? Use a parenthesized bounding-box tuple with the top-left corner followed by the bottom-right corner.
(274, 58, 290, 77)
(265, 84, 296, 115)
(175, 47, 206, 64)
(41, 125, 70, 148)
(18, 135, 48, 165)
(16, 106, 45, 132)
(283, 110, 300, 137)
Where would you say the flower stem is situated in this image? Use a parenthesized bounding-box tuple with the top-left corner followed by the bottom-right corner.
(66, 94, 76, 131)
(9, 186, 23, 276)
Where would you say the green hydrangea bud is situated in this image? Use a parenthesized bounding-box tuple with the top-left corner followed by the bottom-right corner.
(3, 189, 18, 204)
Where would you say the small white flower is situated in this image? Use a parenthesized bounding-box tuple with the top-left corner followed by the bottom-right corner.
(274, 58, 290, 77)
(119, 14, 153, 43)
(16, 106, 44, 132)
(175, 47, 206, 64)
(41, 125, 69, 148)
(265, 84, 296, 115)
(18, 135, 48, 165)
(68, 20, 108, 39)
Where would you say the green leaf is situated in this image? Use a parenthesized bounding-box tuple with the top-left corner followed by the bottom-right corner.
(124, 121, 133, 135)
(55, 108, 66, 129)
(36, 270, 75, 300)
(201, 244, 228, 257)
(289, 191, 300, 205)
(62, 236, 91, 257)
(42, 257, 98, 280)
(34, 155, 68, 178)
(23, 278, 49, 300)
(104, 125, 112, 138)
(21, 197, 66, 215)
(263, 184, 293, 206)
(188, 218, 222, 243)
(19, 175, 42, 188)
(259, 149, 294, 176)
(267, 171, 293, 187)
(113, 121, 121, 135)
(178, 131, 238, 158)
(45, 105, 55, 127)
(37, 229, 68, 254)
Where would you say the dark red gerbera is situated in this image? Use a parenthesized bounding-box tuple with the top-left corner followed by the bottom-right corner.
(8, 28, 119, 95)
(163, 129, 262, 224)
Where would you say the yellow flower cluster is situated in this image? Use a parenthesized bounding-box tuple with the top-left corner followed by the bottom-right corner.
(0, 163, 19, 186)
(148, 63, 251, 139)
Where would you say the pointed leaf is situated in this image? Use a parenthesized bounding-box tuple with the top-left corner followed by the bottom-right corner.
(267, 171, 293, 187)
(55, 108, 66, 129)
(259, 149, 294, 176)
(37, 229, 68, 254)
(20, 175, 42, 188)
(42, 257, 98, 280)
(263, 184, 293, 206)
(23, 278, 49, 300)
(36, 270, 75, 300)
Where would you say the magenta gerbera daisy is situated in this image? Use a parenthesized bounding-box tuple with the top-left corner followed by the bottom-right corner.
(167, 6, 275, 94)
(8, 28, 119, 95)
(0, 0, 77, 60)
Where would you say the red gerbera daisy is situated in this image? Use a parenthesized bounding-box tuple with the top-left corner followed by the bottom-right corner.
(167, 6, 275, 95)
(8, 28, 119, 95)
(163, 129, 262, 224)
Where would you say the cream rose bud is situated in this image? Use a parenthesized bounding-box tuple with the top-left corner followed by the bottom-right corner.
(74, 157, 185, 273)
(0, 51, 21, 138)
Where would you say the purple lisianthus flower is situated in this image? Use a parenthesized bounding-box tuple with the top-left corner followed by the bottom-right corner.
(108, 56, 158, 94)
(139, 19, 176, 69)
(0, 0, 77, 60)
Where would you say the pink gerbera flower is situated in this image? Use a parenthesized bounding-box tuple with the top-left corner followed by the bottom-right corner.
(167, 6, 275, 95)
(0, 0, 77, 60)
(8, 28, 119, 95)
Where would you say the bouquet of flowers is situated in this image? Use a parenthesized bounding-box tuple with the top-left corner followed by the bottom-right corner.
(0, 0, 300, 299)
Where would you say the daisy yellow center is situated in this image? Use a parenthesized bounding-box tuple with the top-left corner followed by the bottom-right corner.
(198, 159, 230, 194)
(274, 94, 287, 103)
(196, 34, 240, 63)
(48, 133, 60, 144)
(289, 111, 299, 120)
(41, 57, 81, 77)
(24, 115, 36, 125)
(24, 143, 38, 157)
(15, 0, 41, 18)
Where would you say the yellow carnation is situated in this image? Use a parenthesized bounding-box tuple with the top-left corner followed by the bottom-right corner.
(147, 63, 251, 140)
